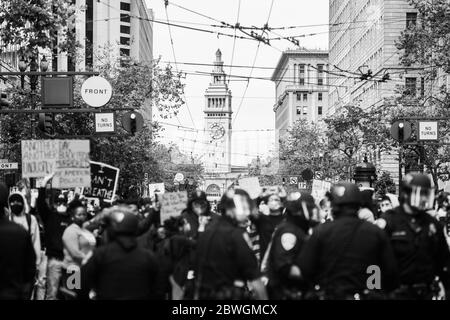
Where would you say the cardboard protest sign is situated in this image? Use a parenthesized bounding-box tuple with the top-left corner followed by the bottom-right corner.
(160, 191, 188, 223)
(21, 140, 91, 189)
(149, 182, 165, 198)
(83, 161, 120, 202)
(238, 177, 262, 199)
(311, 180, 331, 202)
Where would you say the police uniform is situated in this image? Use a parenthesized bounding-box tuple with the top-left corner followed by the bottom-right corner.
(380, 207, 450, 299)
(195, 216, 261, 300)
(266, 216, 307, 299)
(298, 183, 399, 299)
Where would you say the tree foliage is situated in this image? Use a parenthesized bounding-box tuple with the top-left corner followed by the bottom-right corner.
(0, 0, 75, 57)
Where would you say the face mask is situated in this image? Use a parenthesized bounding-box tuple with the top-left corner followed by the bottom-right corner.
(268, 198, 281, 211)
(10, 204, 24, 215)
(57, 205, 67, 213)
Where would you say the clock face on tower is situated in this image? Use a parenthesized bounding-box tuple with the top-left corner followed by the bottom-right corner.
(210, 122, 226, 140)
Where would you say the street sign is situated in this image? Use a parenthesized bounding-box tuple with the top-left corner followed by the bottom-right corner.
(0, 162, 18, 170)
(41, 77, 73, 107)
(298, 182, 307, 189)
(289, 176, 298, 185)
(94, 112, 115, 134)
(418, 121, 438, 141)
(174, 172, 184, 182)
(121, 111, 144, 134)
(391, 121, 412, 142)
(81, 76, 113, 107)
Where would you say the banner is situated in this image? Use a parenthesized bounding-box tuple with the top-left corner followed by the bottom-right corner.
(149, 182, 165, 198)
(160, 191, 188, 223)
(21, 140, 91, 189)
(238, 177, 262, 199)
(83, 161, 120, 203)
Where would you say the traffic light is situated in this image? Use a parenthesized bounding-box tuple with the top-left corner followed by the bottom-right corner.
(398, 121, 404, 142)
(0, 90, 11, 108)
(38, 113, 55, 137)
(130, 112, 137, 135)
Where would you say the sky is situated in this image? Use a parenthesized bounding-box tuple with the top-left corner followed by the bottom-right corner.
(146, 0, 329, 166)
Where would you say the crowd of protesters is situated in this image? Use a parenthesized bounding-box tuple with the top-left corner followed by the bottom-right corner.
(1, 171, 450, 300)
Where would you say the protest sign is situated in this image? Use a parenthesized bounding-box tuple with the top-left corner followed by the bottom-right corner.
(21, 140, 91, 189)
(311, 180, 331, 202)
(83, 161, 120, 202)
(238, 177, 262, 199)
(149, 182, 165, 198)
(160, 191, 188, 223)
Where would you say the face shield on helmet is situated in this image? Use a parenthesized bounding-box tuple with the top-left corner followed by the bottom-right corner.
(407, 185, 435, 211)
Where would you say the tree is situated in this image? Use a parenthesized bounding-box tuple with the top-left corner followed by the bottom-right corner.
(0, 0, 76, 57)
(374, 171, 397, 196)
(323, 104, 391, 181)
(386, 0, 450, 187)
(279, 119, 329, 177)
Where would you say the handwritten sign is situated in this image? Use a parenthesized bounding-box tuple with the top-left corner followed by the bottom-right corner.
(83, 161, 120, 203)
(160, 191, 188, 223)
(418, 121, 438, 141)
(238, 177, 262, 199)
(149, 182, 165, 198)
(311, 180, 331, 202)
(21, 140, 91, 189)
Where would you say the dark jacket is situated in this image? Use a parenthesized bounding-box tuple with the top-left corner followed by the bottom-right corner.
(298, 215, 399, 297)
(0, 218, 36, 299)
(196, 216, 261, 294)
(36, 188, 71, 259)
(267, 217, 307, 296)
(81, 236, 160, 300)
(381, 207, 450, 289)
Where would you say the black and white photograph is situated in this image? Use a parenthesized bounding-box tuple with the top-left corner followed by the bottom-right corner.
(1, 0, 450, 311)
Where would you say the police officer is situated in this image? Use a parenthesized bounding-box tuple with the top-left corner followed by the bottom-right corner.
(80, 205, 160, 300)
(377, 173, 450, 299)
(298, 182, 399, 299)
(265, 191, 313, 299)
(195, 189, 267, 300)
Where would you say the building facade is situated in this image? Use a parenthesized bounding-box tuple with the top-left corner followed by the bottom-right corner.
(328, 0, 423, 184)
(328, 0, 419, 114)
(271, 50, 329, 146)
(56, 0, 154, 72)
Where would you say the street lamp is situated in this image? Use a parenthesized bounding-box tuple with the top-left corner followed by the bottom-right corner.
(40, 55, 49, 72)
(18, 57, 27, 89)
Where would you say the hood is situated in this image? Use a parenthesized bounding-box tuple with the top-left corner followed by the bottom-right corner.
(8, 191, 28, 216)
(115, 235, 138, 251)
(187, 190, 211, 214)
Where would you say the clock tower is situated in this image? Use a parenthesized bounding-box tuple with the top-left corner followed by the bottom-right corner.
(204, 49, 232, 173)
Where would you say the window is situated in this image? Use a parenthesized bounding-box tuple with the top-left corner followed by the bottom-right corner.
(296, 93, 301, 101)
(215, 164, 218, 168)
(318, 106, 323, 116)
(120, 25, 130, 34)
(296, 106, 302, 115)
(303, 93, 308, 101)
(299, 64, 305, 85)
(405, 77, 417, 96)
(318, 78, 323, 85)
(406, 12, 417, 28)
(120, 48, 130, 57)
(318, 93, 323, 101)
(120, 37, 130, 45)
(303, 106, 308, 115)
(222, 153, 225, 158)
(317, 64, 324, 73)
(120, 15, 130, 23)
(120, 2, 131, 11)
